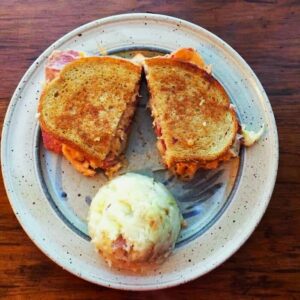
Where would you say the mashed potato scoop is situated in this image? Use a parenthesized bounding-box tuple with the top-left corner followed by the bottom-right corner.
(88, 173, 183, 272)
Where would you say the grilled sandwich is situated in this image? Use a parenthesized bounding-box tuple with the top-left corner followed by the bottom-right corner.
(39, 50, 142, 177)
(143, 48, 239, 179)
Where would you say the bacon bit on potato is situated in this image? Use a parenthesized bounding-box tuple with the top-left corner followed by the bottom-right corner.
(112, 235, 127, 250)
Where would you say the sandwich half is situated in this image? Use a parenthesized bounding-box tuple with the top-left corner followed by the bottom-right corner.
(38, 51, 142, 177)
(143, 48, 239, 179)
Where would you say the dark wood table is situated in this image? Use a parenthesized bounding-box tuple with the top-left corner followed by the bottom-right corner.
(0, 1, 299, 299)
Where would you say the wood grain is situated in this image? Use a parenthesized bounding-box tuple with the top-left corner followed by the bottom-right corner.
(0, 0, 299, 299)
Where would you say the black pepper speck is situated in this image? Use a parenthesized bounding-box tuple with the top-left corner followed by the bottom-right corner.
(61, 192, 67, 198)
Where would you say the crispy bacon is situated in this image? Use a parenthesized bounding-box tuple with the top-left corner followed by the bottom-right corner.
(112, 235, 127, 250)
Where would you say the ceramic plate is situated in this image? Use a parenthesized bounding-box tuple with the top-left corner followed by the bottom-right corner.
(1, 13, 278, 290)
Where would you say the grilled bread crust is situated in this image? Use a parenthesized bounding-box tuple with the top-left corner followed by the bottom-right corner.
(144, 57, 238, 167)
(39, 57, 142, 164)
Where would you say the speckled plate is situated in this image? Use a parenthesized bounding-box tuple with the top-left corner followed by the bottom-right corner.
(1, 14, 278, 290)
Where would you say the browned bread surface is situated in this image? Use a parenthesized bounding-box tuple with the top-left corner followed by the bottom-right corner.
(39, 57, 142, 163)
(144, 57, 238, 166)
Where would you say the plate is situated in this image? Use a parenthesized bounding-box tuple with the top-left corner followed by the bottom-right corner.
(1, 13, 278, 290)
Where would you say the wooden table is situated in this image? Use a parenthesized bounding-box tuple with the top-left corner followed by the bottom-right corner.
(0, 1, 299, 299)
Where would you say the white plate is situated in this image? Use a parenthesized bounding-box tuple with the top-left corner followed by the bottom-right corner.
(1, 13, 278, 290)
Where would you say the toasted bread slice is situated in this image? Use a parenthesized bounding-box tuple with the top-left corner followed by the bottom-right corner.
(144, 56, 238, 178)
(39, 56, 142, 175)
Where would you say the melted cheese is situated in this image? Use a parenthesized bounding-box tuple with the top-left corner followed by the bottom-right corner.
(61, 144, 96, 176)
(241, 124, 265, 146)
(170, 48, 211, 73)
